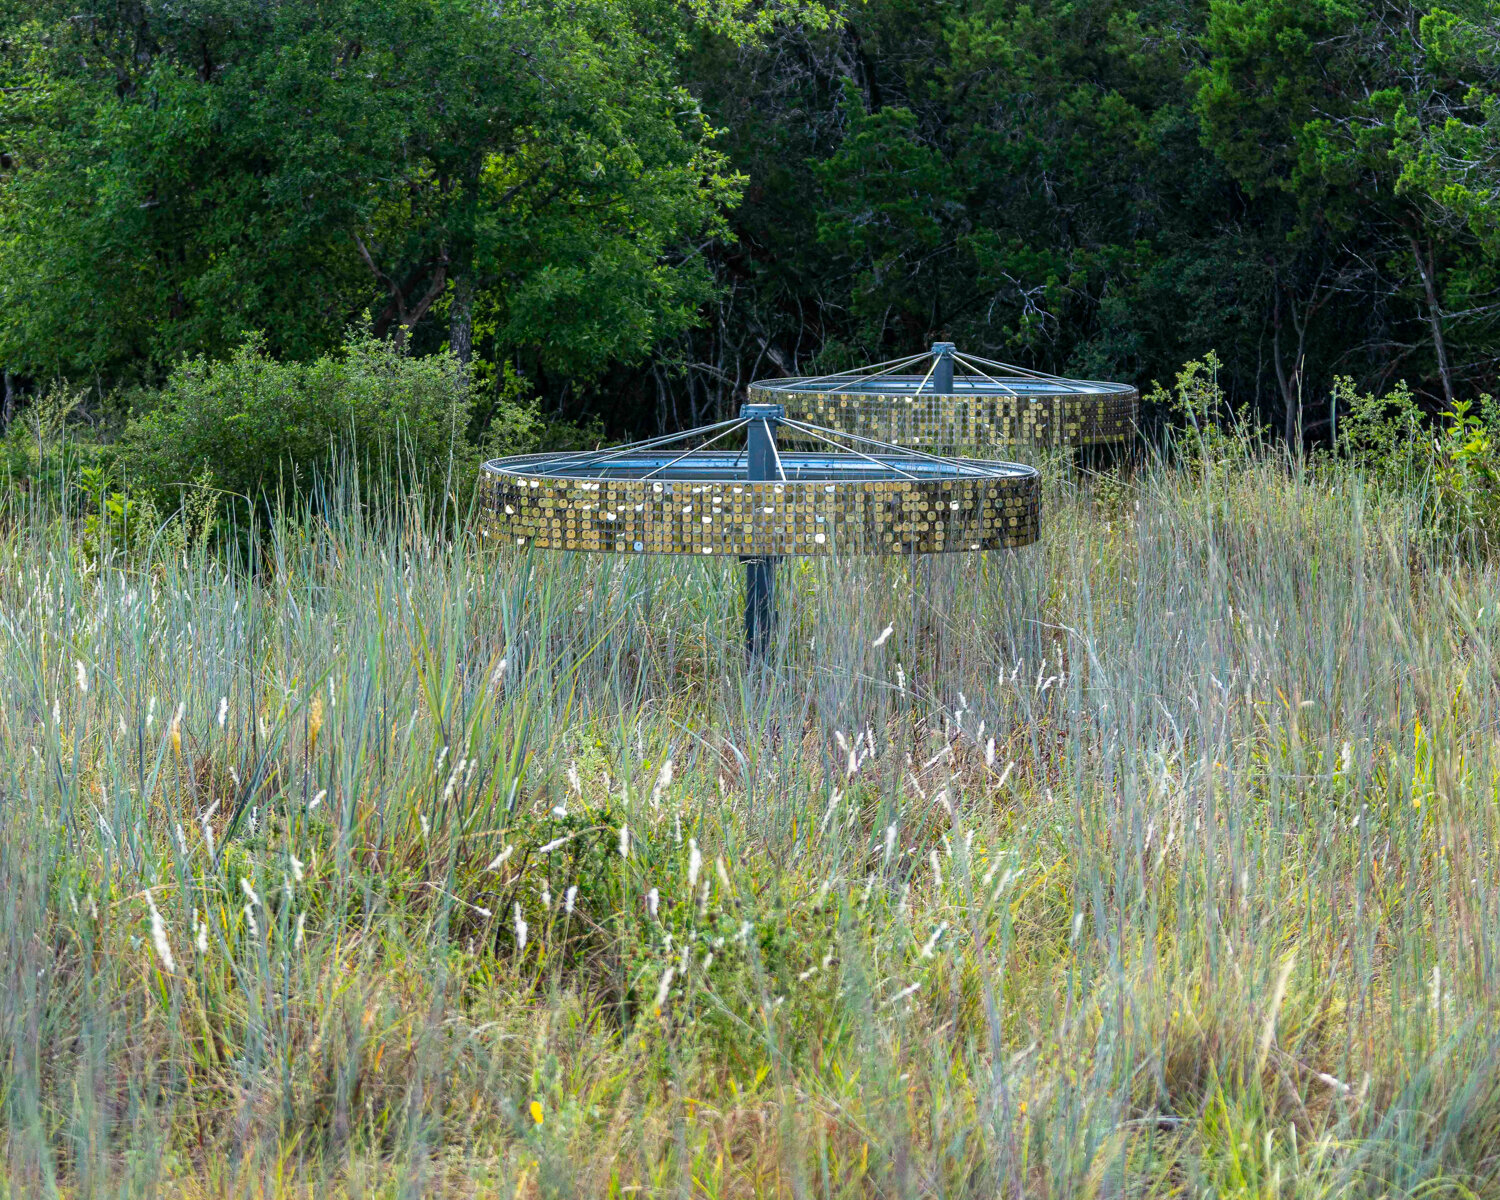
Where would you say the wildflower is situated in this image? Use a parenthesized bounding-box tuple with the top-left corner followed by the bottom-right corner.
(538, 834, 574, 854)
(74, 660, 88, 694)
(244, 904, 259, 937)
(688, 839, 702, 890)
(514, 903, 528, 951)
(888, 981, 920, 1006)
(217, 696, 227, 728)
(654, 967, 675, 1012)
(442, 759, 465, 803)
(529, 1101, 543, 1125)
(985, 738, 996, 768)
(650, 757, 674, 809)
(883, 824, 897, 864)
(239, 877, 261, 908)
(308, 696, 324, 747)
(929, 850, 943, 891)
(295, 912, 306, 949)
(564, 886, 578, 915)
(194, 911, 208, 954)
(716, 856, 731, 891)
(290, 854, 305, 883)
(170, 703, 185, 756)
(920, 921, 948, 958)
(873, 624, 894, 648)
(143, 890, 176, 973)
(486, 845, 514, 871)
(175, 823, 188, 856)
(619, 823, 631, 858)
(567, 762, 581, 794)
(648, 887, 660, 918)
(540, 886, 551, 911)
(309, 789, 326, 811)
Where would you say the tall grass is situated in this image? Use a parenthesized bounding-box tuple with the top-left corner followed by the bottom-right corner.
(2, 440, 1499, 1197)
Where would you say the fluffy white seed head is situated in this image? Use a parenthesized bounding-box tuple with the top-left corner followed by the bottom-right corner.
(144, 890, 175, 973)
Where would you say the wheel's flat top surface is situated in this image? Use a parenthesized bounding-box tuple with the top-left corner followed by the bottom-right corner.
(751, 375, 1136, 399)
(483, 451, 1037, 485)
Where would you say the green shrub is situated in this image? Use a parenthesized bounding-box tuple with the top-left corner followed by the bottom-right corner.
(1332, 374, 1500, 556)
(120, 328, 539, 510)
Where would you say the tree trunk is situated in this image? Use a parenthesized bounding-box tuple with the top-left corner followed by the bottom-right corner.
(450, 274, 474, 381)
(1272, 289, 1298, 446)
(1409, 234, 1455, 414)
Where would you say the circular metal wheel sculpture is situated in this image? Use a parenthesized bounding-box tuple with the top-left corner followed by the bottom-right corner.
(481, 404, 1039, 656)
(749, 342, 1137, 450)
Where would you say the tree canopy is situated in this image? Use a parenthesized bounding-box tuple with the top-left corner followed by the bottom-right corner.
(9, 0, 1500, 439)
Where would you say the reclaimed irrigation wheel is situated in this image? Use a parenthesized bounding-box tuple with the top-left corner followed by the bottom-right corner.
(749, 342, 1137, 451)
(480, 403, 1039, 656)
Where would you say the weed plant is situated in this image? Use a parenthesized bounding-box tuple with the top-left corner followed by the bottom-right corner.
(2, 421, 1499, 1197)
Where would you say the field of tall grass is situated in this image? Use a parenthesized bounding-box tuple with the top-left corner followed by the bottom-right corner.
(2, 426, 1499, 1197)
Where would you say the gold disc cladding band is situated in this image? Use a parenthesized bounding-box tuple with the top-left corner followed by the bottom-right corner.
(747, 382, 1138, 449)
(480, 460, 1040, 556)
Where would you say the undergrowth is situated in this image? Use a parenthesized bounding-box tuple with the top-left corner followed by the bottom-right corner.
(1, 427, 1499, 1197)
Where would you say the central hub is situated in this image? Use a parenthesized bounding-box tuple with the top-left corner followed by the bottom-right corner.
(739, 402, 785, 422)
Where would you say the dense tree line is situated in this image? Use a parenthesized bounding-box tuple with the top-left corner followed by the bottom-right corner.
(8, 0, 1500, 442)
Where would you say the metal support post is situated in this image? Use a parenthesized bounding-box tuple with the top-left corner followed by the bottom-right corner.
(741, 402, 783, 658)
(930, 341, 955, 393)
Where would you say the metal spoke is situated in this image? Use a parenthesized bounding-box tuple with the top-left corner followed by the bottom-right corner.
(914, 355, 940, 395)
(778, 420, 921, 480)
(948, 353, 1022, 396)
(780, 418, 1017, 478)
(639, 419, 750, 481)
(757, 351, 927, 393)
(951, 351, 1083, 387)
(539, 417, 745, 474)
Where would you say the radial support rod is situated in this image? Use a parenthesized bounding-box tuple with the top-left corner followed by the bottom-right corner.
(741, 402, 783, 659)
(930, 341, 956, 394)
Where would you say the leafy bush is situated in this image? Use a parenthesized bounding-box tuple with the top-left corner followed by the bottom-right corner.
(120, 328, 540, 510)
(1332, 374, 1500, 555)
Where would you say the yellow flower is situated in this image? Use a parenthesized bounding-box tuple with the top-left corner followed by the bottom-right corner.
(529, 1101, 543, 1125)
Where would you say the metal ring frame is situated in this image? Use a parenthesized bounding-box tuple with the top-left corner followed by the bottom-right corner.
(749, 343, 1137, 449)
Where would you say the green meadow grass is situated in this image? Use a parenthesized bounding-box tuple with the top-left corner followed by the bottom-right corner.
(2, 445, 1498, 1197)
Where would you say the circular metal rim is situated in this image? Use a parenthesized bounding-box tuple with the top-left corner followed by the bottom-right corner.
(482, 450, 1035, 485)
(480, 453, 1041, 557)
